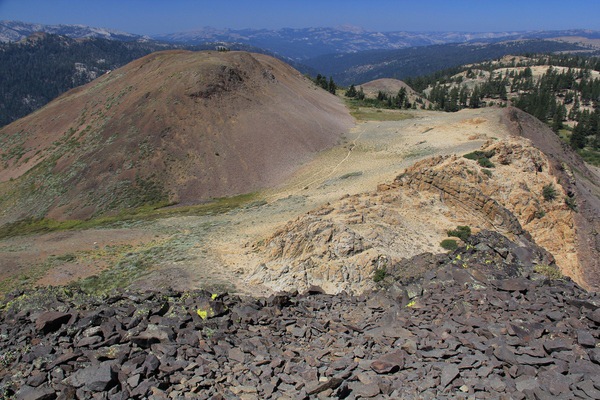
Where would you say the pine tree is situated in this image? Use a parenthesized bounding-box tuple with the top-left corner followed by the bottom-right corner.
(345, 84, 357, 98)
(469, 86, 481, 108)
(396, 87, 407, 108)
(570, 122, 587, 149)
(459, 86, 469, 108)
(328, 77, 336, 94)
(357, 87, 365, 100)
(551, 106, 564, 133)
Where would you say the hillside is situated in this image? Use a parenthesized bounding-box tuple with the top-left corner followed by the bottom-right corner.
(358, 79, 421, 101)
(0, 50, 352, 224)
(0, 33, 278, 127)
(410, 54, 600, 167)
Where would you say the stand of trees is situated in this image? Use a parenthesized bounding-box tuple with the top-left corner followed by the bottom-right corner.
(344, 85, 420, 110)
(313, 74, 336, 94)
(0, 34, 172, 127)
(407, 54, 600, 153)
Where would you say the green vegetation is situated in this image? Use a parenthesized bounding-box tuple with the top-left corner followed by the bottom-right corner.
(564, 196, 577, 211)
(534, 264, 563, 280)
(578, 148, 600, 167)
(0, 192, 258, 239)
(373, 268, 387, 283)
(542, 184, 557, 201)
(535, 209, 546, 219)
(447, 225, 472, 242)
(440, 239, 458, 251)
(339, 171, 363, 180)
(345, 85, 421, 110)
(312, 74, 337, 94)
(405, 53, 600, 158)
(477, 158, 495, 168)
(464, 150, 496, 168)
(70, 241, 166, 295)
(481, 169, 493, 177)
(347, 103, 414, 122)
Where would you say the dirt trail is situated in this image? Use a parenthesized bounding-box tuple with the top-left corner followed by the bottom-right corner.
(0, 107, 510, 295)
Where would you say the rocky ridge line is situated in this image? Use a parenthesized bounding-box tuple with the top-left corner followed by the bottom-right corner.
(248, 136, 578, 294)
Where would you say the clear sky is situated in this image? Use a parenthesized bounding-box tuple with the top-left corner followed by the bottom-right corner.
(1, 0, 598, 35)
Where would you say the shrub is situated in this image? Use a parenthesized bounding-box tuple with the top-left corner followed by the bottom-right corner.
(464, 150, 495, 168)
(477, 158, 495, 168)
(440, 239, 458, 251)
(464, 150, 496, 160)
(373, 268, 387, 282)
(481, 169, 492, 177)
(565, 196, 577, 211)
(447, 225, 472, 241)
(542, 184, 557, 201)
(535, 209, 546, 219)
(534, 264, 563, 280)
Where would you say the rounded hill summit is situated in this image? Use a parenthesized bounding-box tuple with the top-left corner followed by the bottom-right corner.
(0, 50, 353, 223)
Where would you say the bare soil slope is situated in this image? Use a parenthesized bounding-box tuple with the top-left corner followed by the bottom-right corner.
(0, 50, 353, 223)
(359, 78, 416, 96)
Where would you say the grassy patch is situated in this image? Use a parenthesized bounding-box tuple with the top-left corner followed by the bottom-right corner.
(578, 149, 600, 167)
(440, 239, 458, 251)
(542, 184, 557, 201)
(0, 192, 258, 239)
(464, 150, 495, 168)
(481, 169, 493, 177)
(347, 102, 413, 122)
(564, 196, 577, 211)
(373, 268, 387, 283)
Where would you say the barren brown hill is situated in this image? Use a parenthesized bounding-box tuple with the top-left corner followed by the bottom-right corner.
(359, 78, 426, 104)
(0, 50, 353, 224)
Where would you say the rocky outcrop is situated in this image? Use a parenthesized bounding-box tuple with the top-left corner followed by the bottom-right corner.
(396, 139, 578, 282)
(396, 153, 526, 236)
(501, 107, 600, 291)
(1, 234, 599, 399)
(249, 136, 579, 294)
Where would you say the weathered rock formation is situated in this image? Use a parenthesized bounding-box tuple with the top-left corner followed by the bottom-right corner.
(248, 134, 581, 294)
(501, 107, 600, 291)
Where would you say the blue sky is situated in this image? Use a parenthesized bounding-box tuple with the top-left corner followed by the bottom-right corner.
(1, 0, 599, 35)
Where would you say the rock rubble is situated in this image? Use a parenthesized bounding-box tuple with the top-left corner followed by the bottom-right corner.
(1, 231, 599, 399)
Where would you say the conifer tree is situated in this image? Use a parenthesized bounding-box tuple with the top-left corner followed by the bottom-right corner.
(328, 77, 336, 94)
(345, 84, 357, 98)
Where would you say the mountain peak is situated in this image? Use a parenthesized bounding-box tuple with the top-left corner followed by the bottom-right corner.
(0, 50, 353, 222)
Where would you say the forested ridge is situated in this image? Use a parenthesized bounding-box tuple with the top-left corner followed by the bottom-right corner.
(404, 54, 600, 163)
(0, 34, 173, 127)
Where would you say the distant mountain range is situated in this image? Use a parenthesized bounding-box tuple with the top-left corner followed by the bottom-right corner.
(3, 20, 600, 60)
(153, 26, 600, 60)
(0, 20, 145, 42)
(308, 40, 600, 85)
(1, 20, 600, 126)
